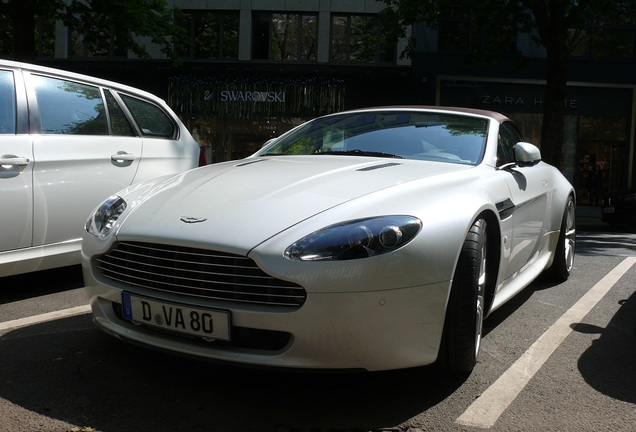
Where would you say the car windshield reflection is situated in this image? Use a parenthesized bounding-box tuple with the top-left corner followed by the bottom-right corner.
(260, 111, 488, 165)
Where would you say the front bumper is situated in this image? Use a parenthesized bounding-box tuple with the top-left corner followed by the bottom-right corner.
(83, 260, 451, 372)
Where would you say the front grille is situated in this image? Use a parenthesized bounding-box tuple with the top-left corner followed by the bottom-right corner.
(96, 241, 306, 307)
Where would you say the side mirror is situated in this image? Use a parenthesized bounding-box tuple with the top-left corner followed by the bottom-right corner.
(514, 142, 541, 166)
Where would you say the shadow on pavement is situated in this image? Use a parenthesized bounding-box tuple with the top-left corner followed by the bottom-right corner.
(574, 289, 636, 404)
(0, 265, 84, 304)
(0, 314, 468, 432)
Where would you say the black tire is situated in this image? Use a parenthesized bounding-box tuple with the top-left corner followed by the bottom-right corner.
(547, 196, 576, 282)
(442, 218, 487, 374)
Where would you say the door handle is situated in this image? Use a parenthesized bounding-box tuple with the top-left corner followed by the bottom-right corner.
(0, 157, 30, 166)
(111, 152, 135, 162)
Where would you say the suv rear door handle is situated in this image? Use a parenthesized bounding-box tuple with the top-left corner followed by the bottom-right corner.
(0, 157, 30, 166)
(111, 152, 135, 162)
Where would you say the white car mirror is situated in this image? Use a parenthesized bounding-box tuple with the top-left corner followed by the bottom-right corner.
(514, 142, 542, 166)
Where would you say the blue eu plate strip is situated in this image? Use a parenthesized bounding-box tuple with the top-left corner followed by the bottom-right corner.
(122, 293, 133, 320)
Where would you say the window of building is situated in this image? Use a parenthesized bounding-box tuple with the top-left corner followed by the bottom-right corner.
(568, 10, 636, 59)
(177, 11, 239, 60)
(68, 15, 127, 58)
(35, 14, 55, 58)
(437, 5, 516, 54)
(253, 12, 317, 61)
(0, 12, 54, 58)
(330, 14, 396, 63)
(0, 15, 13, 58)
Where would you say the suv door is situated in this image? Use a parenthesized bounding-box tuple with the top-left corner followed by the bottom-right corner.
(26, 73, 142, 247)
(0, 68, 33, 253)
(116, 92, 190, 181)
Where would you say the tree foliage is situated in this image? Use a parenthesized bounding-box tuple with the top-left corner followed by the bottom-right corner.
(379, 0, 632, 168)
(0, 0, 185, 62)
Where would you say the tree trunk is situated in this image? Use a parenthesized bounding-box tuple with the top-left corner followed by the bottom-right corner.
(535, 5, 569, 171)
(540, 42, 568, 169)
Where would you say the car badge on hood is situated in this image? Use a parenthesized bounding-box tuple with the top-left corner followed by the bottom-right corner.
(180, 216, 207, 224)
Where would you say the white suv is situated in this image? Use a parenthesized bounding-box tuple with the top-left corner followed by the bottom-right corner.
(0, 60, 200, 277)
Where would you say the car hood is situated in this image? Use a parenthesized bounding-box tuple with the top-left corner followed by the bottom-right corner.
(117, 156, 471, 253)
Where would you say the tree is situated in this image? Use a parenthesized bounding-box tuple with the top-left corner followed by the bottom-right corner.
(379, 0, 628, 169)
(0, 0, 185, 63)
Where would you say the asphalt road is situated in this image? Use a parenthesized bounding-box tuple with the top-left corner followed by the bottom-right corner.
(0, 223, 635, 432)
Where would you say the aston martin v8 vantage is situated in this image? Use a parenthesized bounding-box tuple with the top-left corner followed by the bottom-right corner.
(82, 106, 576, 373)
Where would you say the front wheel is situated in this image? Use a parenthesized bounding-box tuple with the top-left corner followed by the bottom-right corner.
(441, 218, 487, 373)
(547, 196, 576, 282)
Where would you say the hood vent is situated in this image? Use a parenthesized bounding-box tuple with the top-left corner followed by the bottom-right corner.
(356, 162, 402, 171)
(235, 159, 267, 167)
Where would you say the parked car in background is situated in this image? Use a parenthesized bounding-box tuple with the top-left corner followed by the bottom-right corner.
(82, 106, 575, 373)
(0, 60, 200, 278)
(602, 188, 636, 228)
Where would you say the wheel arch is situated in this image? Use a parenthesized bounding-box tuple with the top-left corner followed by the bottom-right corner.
(480, 209, 501, 319)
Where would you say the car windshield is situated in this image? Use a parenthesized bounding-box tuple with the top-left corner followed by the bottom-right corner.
(260, 111, 489, 165)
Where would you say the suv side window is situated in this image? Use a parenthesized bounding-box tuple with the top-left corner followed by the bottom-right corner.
(0, 70, 16, 134)
(32, 74, 108, 135)
(497, 121, 524, 167)
(120, 94, 175, 138)
(104, 90, 135, 136)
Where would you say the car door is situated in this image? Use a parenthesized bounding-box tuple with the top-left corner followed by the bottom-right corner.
(0, 68, 33, 253)
(26, 72, 142, 247)
(115, 92, 194, 181)
(496, 121, 550, 281)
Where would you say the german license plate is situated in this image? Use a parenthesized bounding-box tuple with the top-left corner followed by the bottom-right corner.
(122, 293, 231, 341)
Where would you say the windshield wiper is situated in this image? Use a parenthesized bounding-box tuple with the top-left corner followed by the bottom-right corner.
(321, 149, 403, 159)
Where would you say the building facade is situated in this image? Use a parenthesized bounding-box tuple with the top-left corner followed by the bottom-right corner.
(410, 8, 636, 205)
(21, 0, 636, 201)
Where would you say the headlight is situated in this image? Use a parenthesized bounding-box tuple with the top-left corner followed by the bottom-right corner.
(285, 216, 422, 261)
(85, 195, 127, 238)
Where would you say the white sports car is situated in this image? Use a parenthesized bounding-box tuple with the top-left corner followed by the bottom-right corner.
(82, 106, 576, 373)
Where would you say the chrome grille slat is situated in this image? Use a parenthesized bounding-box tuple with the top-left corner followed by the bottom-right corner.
(95, 241, 306, 307)
(97, 256, 276, 284)
(102, 274, 300, 307)
(96, 261, 304, 296)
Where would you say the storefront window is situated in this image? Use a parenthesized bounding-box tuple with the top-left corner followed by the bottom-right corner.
(252, 12, 317, 61)
(507, 113, 542, 147)
(190, 117, 305, 163)
(439, 78, 634, 198)
(169, 75, 345, 164)
(577, 116, 629, 204)
(177, 11, 239, 60)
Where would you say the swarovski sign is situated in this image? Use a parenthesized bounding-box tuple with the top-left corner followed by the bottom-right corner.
(220, 90, 286, 103)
